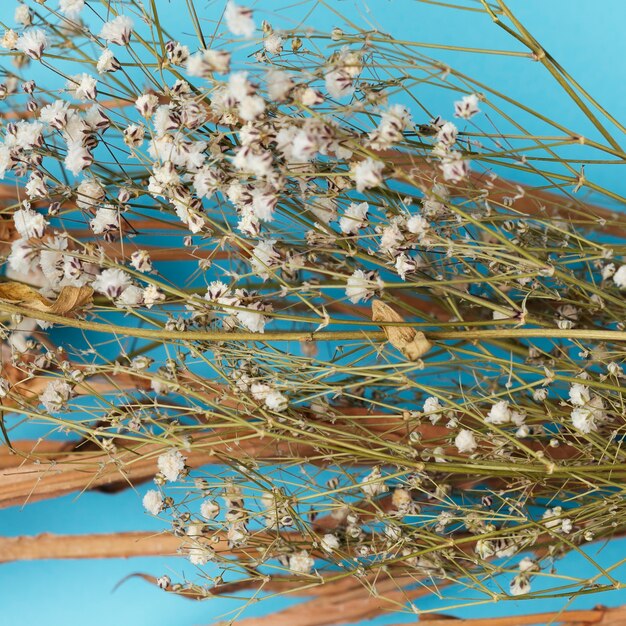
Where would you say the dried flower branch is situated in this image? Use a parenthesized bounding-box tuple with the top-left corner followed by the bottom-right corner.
(1, 0, 626, 621)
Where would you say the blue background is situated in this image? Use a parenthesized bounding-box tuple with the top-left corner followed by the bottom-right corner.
(2, 1, 626, 624)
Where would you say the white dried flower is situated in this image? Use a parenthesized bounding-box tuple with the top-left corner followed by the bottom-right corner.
(130, 250, 153, 273)
(13, 207, 46, 239)
(250, 240, 280, 280)
(99, 15, 134, 46)
(97, 48, 121, 73)
(40, 379, 73, 413)
(186, 48, 231, 77)
(289, 550, 315, 574)
(485, 400, 511, 425)
(142, 489, 164, 515)
(569, 383, 590, 407)
(59, 0, 85, 19)
(454, 93, 480, 119)
(92, 268, 132, 298)
(360, 466, 388, 497)
(510, 574, 530, 596)
(67, 73, 98, 101)
(200, 500, 220, 520)
(436, 121, 458, 146)
(368, 104, 412, 149)
(455, 429, 477, 453)
(422, 396, 443, 424)
(395, 253, 417, 280)
(339, 202, 368, 234)
(613, 264, 626, 289)
(90, 207, 118, 235)
(325, 68, 353, 99)
(236, 304, 268, 333)
(320, 534, 340, 552)
(1, 30, 19, 50)
(571, 395, 606, 434)
(76, 179, 105, 210)
(440, 150, 469, 182)
(135, 93, 160, 118)
(264, 389, 288, 412)
(16, 29, 48, 60)
(266, 69, 292, 101)
(518, 557, 539, 573)
(352, 158, 384, 193)
(157, 449, 187, 482)
(407, 214, 429, 236)
(64, 142, 93, 176)
(345, 269, 383, 304)
(264, 33, 283, 54)
(225, 1, 255, 38)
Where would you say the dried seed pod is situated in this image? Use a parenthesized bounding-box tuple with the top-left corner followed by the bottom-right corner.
(371, 299, 432, 361)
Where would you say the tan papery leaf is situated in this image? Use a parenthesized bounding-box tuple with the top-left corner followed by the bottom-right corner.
(0, 282, 93, 315)
(372, 299, 432, 360)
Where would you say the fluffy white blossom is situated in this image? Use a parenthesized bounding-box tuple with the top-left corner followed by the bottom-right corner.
(186, 48, 231, 77)
(423, 396, 443, 424)
(76, 179, 105, 210)
(345, 269, 383, 303)
(16, 29, 47, 59)
(569, 383, 590, 407)
(439, 150, 469, 182)
(250, 239, 280, 280)
(224, 1, 255, 38)
(200, 500, 220, 520)
(436, 121, 458, 146)
(368, 104, 412, 149)
(64, 142, 93, 175)
(1, 30, 19, 50)
(142, 489, 163, 515)
(40, 100, 70, 129)
(90, 207, 119, 235)
(59, 0, 85, 19)
(266, 69, 293, 101)
(15, 4, 32, 26)
(407, 214, 429, 236)
(264, 389, 288, 412)
(320, 534, 340, 552)
(67, 73, 98, 101)
(99, 15, 134, 46)
(339, 202, 368, 234)
(236, 303, 269, 333)
(92, 268, 132, 298)
(40, 380, 73, 413)
(13, 207, 46, 239)
(352, 158, 384, 192)
(454, 93, 480, 119)
(325, 68, 354, 99)
(135, 93, 160, 118)
(455, 429, 477, 453)
(157, 449, 187, 482)
(360, 466, 388, 497)
(395, 253, 417, 280)
(117, 285, 143, 307)
(485, 400, 511, 425)
(97, 48, 120, 73)
(613, 264, 626, 288)
(571, 395, 606, 434)
(289, 550, 315, 574)
(510, 574, 531, 596)
(264, 33, 283, 55)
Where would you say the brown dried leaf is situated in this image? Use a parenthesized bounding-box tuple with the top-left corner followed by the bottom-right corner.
(372, 300, 431, 360)
(0, 282, 93, 315)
